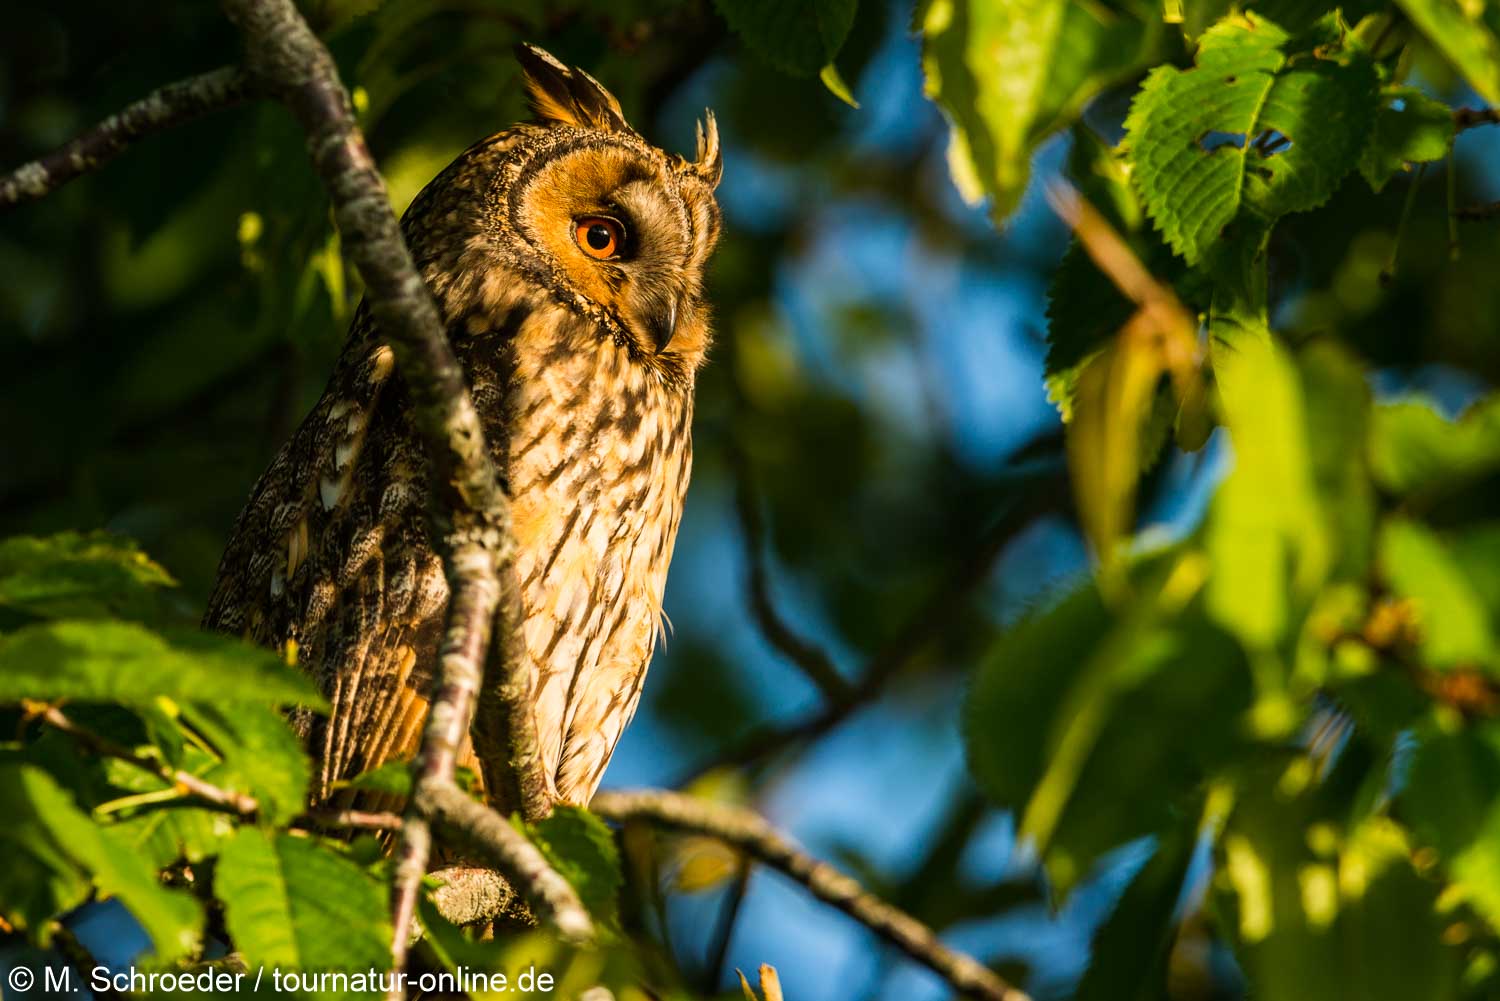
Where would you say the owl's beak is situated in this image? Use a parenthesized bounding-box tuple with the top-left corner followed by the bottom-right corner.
(647, 296, 679, 353)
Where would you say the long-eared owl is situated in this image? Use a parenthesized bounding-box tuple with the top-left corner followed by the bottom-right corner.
(204, 45, 722, 810)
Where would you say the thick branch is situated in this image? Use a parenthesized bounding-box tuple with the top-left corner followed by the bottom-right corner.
(0, 67, 252, 210)
(420, 783, 592, 941)
(215, 0, 545, 820)
(215, 0, 553, 983)
(591, 790, 1030, 1001)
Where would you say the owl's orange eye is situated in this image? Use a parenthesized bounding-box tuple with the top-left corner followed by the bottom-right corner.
(575, 217, 624, 259)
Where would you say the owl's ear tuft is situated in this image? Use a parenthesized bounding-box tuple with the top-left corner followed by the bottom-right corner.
(692, 110, 723, 189)
(516, 43, 629, 133)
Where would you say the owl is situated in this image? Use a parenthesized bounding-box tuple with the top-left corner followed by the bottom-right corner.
(204, 44, 722, 813)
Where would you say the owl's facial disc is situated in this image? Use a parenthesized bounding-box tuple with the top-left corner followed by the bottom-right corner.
(519, 142, 716, 360)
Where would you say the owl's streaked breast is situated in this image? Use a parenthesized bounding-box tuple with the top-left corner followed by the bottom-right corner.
(495, 303, 693, 803)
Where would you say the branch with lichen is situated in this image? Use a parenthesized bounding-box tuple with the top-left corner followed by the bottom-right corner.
(591, 789, 1032, 1001)
(0, 67, 253, 210)
(214, 0, 557, 984)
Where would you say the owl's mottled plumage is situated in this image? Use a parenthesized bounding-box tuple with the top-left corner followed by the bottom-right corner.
(205, 45, 722, 810)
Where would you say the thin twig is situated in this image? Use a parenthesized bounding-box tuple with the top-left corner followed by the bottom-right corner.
(731, 445, 855, 703)
(592, 790, 1031, 1001)
(1457, 200, 1500, 222)
(419, 783, 593, 940)
(1455, 107, 1500, 132)
(0, 67, 253, 210)
(31, 703, 260, 815)
(684, 456, 1068, 781)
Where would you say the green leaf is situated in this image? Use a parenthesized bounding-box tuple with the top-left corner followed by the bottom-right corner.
(0, 620, 324, 709)
(1206, 337, 1329, 651)
(1124, 12, 1379, 265)
(215, 827, 391, 990)
(1359, 87, 1456, 192)
(714, 0, 857, 76)
(101, 753, 236, 868)
(1396, 0, 1500, 104)
(0, 531, 176, 620)
(1369, 395, 1500, 497)
(185, 701, 311, 826)
(965, 554, 1252, 893)
(1402, 720, 1500, 934)
(1073, 812, 1197, 1001)
(1222, 767, 1462, 1001)
(0, 764, 202, 959)
(334, 759, 413, 799)
(1379, 517, 1496, 671)
(521, 806, 624, 932)
(921, 0, 1159, 221)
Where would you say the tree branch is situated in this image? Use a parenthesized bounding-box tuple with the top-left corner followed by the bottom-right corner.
(731, 445, 855, 703)
(0, 67, 253, 210)
(419, 783, 592, 940)
(591, 789, 1031, 1001)
(1455, 107, 1500, 132)
(686, 456, 1068, 781)
(214, 0, 553, 985)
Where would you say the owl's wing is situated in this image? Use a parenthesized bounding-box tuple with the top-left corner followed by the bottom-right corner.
(204, 305, 474, 801)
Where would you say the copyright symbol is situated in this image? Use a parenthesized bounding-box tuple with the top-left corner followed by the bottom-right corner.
(7, 965, 34, 993)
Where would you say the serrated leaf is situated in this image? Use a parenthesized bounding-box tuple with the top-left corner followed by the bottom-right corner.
(1124, 12, 1379, 265)
(215, 828, 390, 990)
(1360, 87, 1455, 192)
(0, 764, 202, 959)
(0, 531, 176, 620)
(714, 0, 857, 76)
(1396, 0, 1500, 104)
(101, 752, 236, 868)
(184, 701, 310, 826)
(0, 620, 324, 709)
(1369, 395, 1500, 496)
(521, 806, 624, 932)
(921, 0, 1159, 221)
(1379, 517, 1495, 671)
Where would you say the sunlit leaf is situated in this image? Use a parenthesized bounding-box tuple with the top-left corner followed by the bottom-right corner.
(921, 0, 1159, 221)
(1369, 395, 1500, 497)
(0, 532, 176, 620)
(215, 827, 391, 991)
(1380, 517, 1496, 671)
(1124, 12, 1379, 265)
(0, 620, 324, 709)
(1396, 0, 1500, 104)
(521, 806, 625, 932)
(184, 701, 311, 826)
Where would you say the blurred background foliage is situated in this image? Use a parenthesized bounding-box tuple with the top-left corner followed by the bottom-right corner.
(5, 0, 1500, 999)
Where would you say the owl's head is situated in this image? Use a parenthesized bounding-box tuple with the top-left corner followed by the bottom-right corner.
(411, 45, 723, 380)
